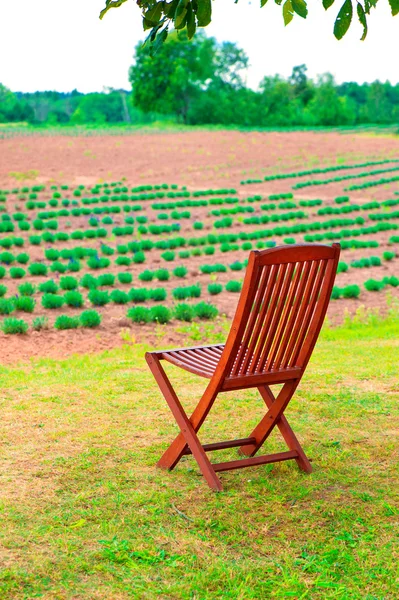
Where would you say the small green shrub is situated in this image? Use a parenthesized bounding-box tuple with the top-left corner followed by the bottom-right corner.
(50, 261, 67, 274)
(18, 282, 35, 296)
(194, 302, 218, 320)
(16, 253, 30, 264)
(1, 317, 28, 334)
(155, 269, 169, 281)
(80, 274, 98, 289)
(59, 276, 79, 291)
(208, 283, 223, 295)
(341, 285, 361, 299)
(0, 266, 5, 279)
(54, 315, 80, 330)
(80, 310, 102, 328)
(132, 251, 145, 264)
(139, 270, 154, 282)
(88, 289, 110, 306)
(115, 256, 131, 266)
(173, 266, 187, 278)
(42, 294, 64, 309)
(9, 267, 26, 279)
(174, 303, 195, 322)
(148, 288, 167, 301)
(14, 296, 35, 312)
(110, 290, 130, 304)
(39, 280, 58, 294)
(97, 273, 115, 287)
(364, 279, 385, 292)
(337, 262, 349, 273)
(64, 291, 84, 308)
(87, 257, 111, 270)
(127, 306, 151, 323)
(226, 280, 242, 293)
(0, 298, 15, 315)
(117, 273, 133, 285)
(0, 284, 7, 297)
(383, 251, 395, 261)
(150, 305, 171, 324)
(128, 288, 148, 303)
(161, 251, 175, 262)
(32, 316, 48, 331)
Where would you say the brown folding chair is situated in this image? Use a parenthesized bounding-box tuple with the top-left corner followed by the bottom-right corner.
(146, 243, 340, 491)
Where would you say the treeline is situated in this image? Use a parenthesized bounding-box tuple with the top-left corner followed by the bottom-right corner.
(1, 30, 399, 128)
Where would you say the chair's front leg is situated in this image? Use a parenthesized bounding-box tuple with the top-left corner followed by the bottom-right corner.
(145, 353, 223, 491)
(257, 385, 312, 473)
(239, 380, 300, 457)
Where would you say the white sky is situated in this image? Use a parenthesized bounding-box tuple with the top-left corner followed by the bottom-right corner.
(0, 0, 398, 93)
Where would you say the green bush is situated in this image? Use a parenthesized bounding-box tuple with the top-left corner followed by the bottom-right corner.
(331, 286, 341, 300)
(369, 256, 381, 267)
(150, 305, 171, 324)
(88, 289, 110, 306)
(383, 251, 395, 261)
(337, 262, 349, 273)
(39, 280, 58, 294)
(364, 279, 385, 292)
(174, 303, 195, 322)
(128, 288, 148, 303)
(1, 317, 28, 334)
(59, 276, 79, 290)
(117, 272, 133, 285)
(341, 285, 361, 299)
(138, 270, 154, 282)
(0, 266, 5, 279)
(161, 251, 175, 262)
(9, 267, 26, 279)
(32, 316, 48, 331)
(148, 288, 167, 301)
(18, 282, 35, 296)
(208, 283, 223, 295)
(0, 298, 15, 315)
(42, 294, 65, 309)
(110, 290, 130, 304)
(45, 248, 60, 261)
(54, 315, 80, 330)
(87, 257, 111, 270)
(226, 280, 242, 293)
(50, 261, 67, 274)
(80, 310, 102, 328)
(14, 296, 35, 313)
(64, 291, 84, 308)
(0, 284, 7, 297)
(115, 256, 131, 267)
(194, 302, 218, 320)
(155, 269, 169, 281)
(97, 273, 115, 287)
(80, 274, 98, 289)
(16, 253, 30, 264)
(127, 306, 151, 323)
(132, 251, 145, 264)
(173, 266, 187, 278)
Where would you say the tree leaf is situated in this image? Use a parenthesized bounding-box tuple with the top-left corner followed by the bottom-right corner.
(196, 0, 212, 26)
(357, 2, 368, 39)
(333, 0, 353, 39)
(291, 0, 308, 18)
(99, 0, 128, 20)
(274, 0, 283, 6)
(186, 4, 197, 38)
(261, 0, 270, 6)
(174, 0, 189, 28)
(322, 0, 335, 9)
(388, 0, 399, 15)
(283, 0, 295, 24)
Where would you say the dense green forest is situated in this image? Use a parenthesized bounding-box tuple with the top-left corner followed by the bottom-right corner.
(1, 32, 399, 128)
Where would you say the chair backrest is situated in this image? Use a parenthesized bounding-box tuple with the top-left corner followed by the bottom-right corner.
(218, 244, 340, 380)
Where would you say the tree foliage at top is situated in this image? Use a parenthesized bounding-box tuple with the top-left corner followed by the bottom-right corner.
(100, 0, 399, 51)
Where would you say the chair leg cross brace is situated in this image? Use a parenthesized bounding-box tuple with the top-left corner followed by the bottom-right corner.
(147, 354, 312, 490)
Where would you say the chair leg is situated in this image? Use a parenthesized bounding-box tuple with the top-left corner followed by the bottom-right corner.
(257, 385, 312, 473)
(239, 381, 301, 459)
(146, 354, 223, 491)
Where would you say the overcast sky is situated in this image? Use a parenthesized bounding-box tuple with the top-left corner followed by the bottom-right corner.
(1, 0, 398, 93)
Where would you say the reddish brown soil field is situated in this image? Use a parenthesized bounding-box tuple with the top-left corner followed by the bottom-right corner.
(0, 129, 398, 364)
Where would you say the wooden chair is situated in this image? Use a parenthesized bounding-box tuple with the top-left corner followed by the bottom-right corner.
(146, 243, 340, 491)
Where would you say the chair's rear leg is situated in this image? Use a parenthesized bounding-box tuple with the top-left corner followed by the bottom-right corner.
(257, 385, 312, 473)
(146, 354, 223, 491)
(239, 381, 299, 458)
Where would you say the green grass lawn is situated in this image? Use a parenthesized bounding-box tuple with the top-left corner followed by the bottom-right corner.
(0, 311, 398, 599)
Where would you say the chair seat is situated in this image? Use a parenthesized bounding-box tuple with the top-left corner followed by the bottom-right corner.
(159, 343, 302, 385)
(160, 344, 225, 378)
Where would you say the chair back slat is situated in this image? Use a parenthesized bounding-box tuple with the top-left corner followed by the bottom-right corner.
(219, 244, 340, 381)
